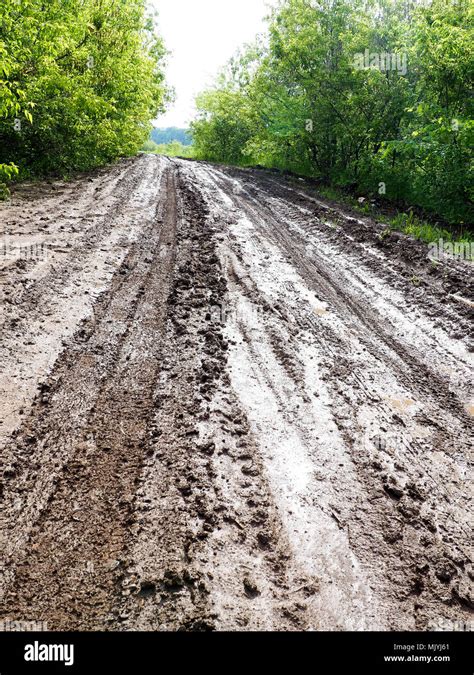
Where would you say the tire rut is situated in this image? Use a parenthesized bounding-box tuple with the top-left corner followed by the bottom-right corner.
(0, 161, 177, 630)
(0, 156, 471, 632)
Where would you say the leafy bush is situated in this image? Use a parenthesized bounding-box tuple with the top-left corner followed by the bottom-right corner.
(0, 162, 18, 199)
(0, 0, 168, 182)
(154, 141, 194, 158)
(191, 0, 473, 227)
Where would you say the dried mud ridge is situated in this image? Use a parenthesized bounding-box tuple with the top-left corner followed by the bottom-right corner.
(0, 156, 472, 631)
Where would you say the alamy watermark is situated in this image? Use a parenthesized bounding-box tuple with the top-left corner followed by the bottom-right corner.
(0, 239, 48, 261)
(428, 239, 473, 263)
(353, 49, 408, 76)
(427, 618, 473, 632)
(0, 618, 48, 631)
(24, 641, 74, 667)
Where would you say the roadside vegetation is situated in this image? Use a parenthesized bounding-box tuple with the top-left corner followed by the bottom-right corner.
(316, 184, 473, 245)
(0, 0, 168, 196)
(150, 126, 192, 146)
(191, 0, 473, 231)
(142, 138, 195, 158)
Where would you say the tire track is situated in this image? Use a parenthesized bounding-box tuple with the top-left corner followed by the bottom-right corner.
(0, 155, 471, 631)
(0, 160, 177, 629)
(184, 160, 473, 630)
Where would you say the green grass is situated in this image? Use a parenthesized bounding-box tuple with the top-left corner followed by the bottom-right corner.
(316, 184, 473, 248)
(387, 212, 455, 243)
(141, 139, 195, 159)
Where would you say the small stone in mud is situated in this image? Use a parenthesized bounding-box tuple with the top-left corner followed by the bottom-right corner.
(243, 576, 260, 599)
(198, 441, 215, 455)
(176, 480, 192, 496)
(242, 464, 259, 477)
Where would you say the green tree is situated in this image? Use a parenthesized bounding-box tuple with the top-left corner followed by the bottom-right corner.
(0, 0, 168, 184)
(192, 0, 473, 225)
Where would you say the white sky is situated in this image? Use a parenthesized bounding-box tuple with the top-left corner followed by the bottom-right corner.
(150, 0, 275, 128)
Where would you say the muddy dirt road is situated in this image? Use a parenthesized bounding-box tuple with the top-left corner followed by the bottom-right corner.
(0, 155, 472, 631)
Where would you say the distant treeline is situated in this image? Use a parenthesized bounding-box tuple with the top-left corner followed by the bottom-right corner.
(191, 0, 473, 226)
(151, 127, 193, 146)
(142, 138, 194, 158)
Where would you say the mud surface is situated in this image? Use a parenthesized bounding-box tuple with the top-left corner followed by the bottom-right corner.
(0, 155, 472, 631)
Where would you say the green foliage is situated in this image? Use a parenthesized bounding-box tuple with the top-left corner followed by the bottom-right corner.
(142, 139, 160, 153)
(0, 161, 18, 199)
(387, 212, 471, 245)
(152, 140, 194, 158)
(191, 0, 473, 226)
(0, 0, 168, 180)
(151, 127, 192, 146)
(315, 182, 472, 246)
(192, 88, 258, 165)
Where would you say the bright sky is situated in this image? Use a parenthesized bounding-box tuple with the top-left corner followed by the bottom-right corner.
(150, 0, 275, 128)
